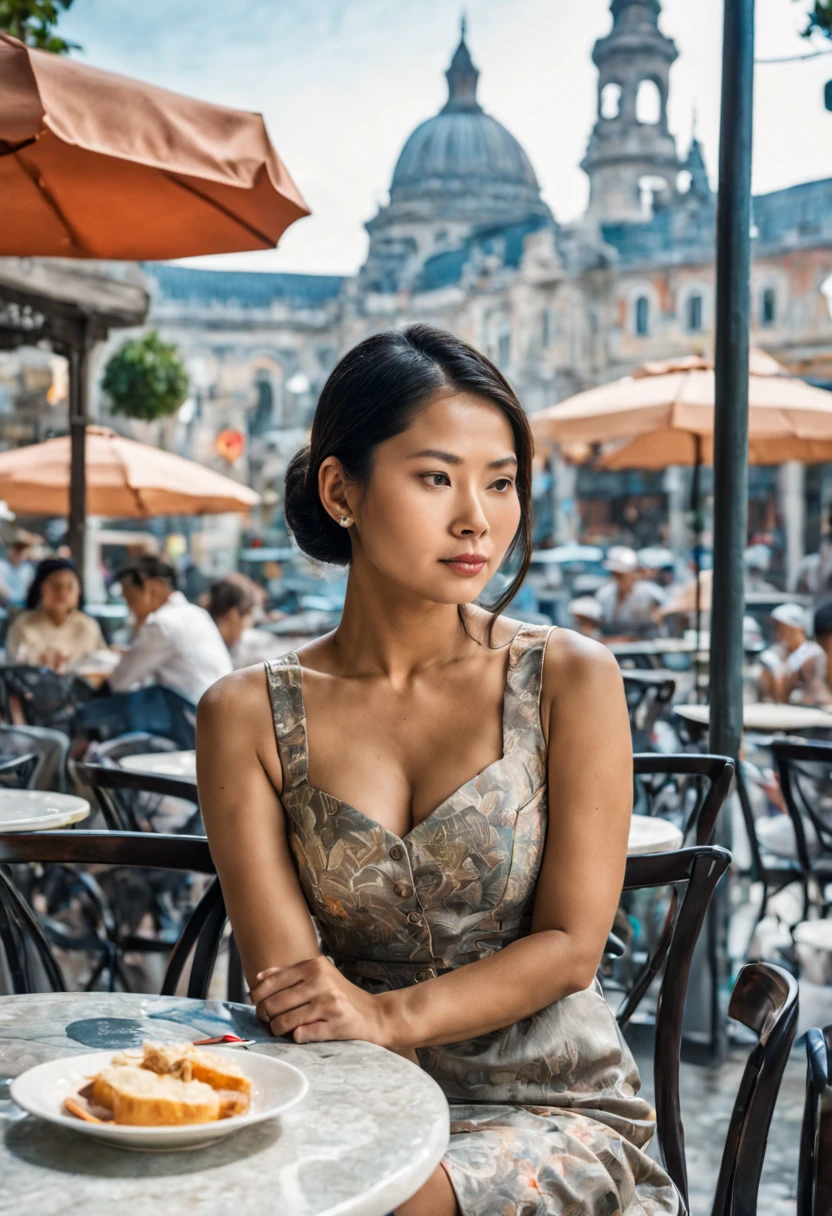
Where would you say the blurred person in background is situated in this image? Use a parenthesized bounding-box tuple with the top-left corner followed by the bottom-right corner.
(744, 544, 779, 594)
(5, 558, 105, 672)
(207, 575, 288, 667)
(758, 603, 832, 706)
(567, 596, 602, 639)
(813, 598, 832, 686)
(594, 546, 665, 633)
(109, 555, 231, 704)
(0, 530, 36, 607)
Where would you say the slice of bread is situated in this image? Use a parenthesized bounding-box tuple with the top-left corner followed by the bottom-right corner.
(92, 1065, 220, 1126)
(139, 1041, 252, 1097)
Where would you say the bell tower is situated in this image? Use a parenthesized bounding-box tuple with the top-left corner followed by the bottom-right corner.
(581, 0, 682, 224)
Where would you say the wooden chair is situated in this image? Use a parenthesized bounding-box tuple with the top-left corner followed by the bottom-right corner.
(710, 962, 799, 1216)
(75, 757, 199, 834)
(798, 1024, 832, 1216)
(0, 830, 224, 999)
(622, 845, 731, 1208)
(0, 724, 69, 791)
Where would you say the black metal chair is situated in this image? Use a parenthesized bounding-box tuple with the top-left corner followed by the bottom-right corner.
(621, 844, 731, 1209)
(733, 759, 805, 942)
(770, 738, 832, 920)
(0, 664, 94, 733)
(611, 755, 735, 1030)
(710, 962, 799, 1216)
(0, 830, 225, 999)
(76, 751, 200, 835)
(623, 672, 676, 750)
(798, 1024, 832, 1216)
(0, 723, 69, 790)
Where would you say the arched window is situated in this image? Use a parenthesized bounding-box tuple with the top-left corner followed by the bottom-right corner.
(600, 82, 622, 120)
(685, 292, 703, 334)
(635, 296, 650, 336)
(761, 287, 777, 327)
(636, 79, 662, 125)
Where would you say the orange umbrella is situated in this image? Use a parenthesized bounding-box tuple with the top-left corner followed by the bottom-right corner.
(0, 427, 260, 518)
(530, 350, 832, 468)
(0, 33, 309, 258)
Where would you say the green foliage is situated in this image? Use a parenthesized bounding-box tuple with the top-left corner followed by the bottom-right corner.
(800, 1, 832, 38)
(102, 331, 189, 424)
(0, 0, 79, 53)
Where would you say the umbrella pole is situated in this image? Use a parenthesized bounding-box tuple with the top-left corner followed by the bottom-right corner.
(692, 436, 703, 703)
(67, 323, 89, 578)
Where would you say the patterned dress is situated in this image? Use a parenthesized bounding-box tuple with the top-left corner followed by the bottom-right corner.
(265, 623, 680, 1216)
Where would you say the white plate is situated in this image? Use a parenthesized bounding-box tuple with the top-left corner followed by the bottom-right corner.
(10, 1046, 308, 1151)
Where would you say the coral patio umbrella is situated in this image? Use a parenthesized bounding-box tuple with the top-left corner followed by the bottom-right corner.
(530, 350, 832, 467)
(0, 428, 259, 518)
(0, 34, 310, 258)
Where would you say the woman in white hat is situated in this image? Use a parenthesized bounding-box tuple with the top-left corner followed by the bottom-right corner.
(758, 603, 832, 706)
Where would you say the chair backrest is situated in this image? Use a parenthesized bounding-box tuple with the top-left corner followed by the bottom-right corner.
(74, 759, 198, 834)
(76, 686, 196, 749)
(622, 844, 732, 1210)
(623, 672, 676, 748)
(0, 830, 222, 999)
(0, 724, 70, 791)
(0, 664, 93, 732)
(711, 962, 799, 1216)
(633, 753, 735, 846)
(798, 1024, 832, 1216)
(0, 751, 39, 790)
(771, 739, 832, 872)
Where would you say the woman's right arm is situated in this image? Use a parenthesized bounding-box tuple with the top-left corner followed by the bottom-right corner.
(196, 668, 321, 989)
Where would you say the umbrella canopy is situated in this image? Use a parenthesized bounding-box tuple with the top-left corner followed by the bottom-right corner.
(530, 350, 832, 468)
(0, 427, 260, 518)
(0, 34, 309, 259)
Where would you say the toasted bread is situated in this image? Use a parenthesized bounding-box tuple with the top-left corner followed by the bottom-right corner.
(91, 1065, 220, 1126)
(139, 1041, 252, 1097)
(216, 1088, 251, 1118)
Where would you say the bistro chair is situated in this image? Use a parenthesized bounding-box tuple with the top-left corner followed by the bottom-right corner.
(770, 738, 832, 921)
(798, 1024, 832, 1216)
(75, 749, 200, 835)
(0, 830, 225, 999)
(710, 962, 799, 1216)
(620, 844, 731, 1208)
(0, 723, 69, 791)
(734, 760, 806, 941)
(611, 754, 735, 1030)
(0, 664, 94, 734)
(622, 671, 676, 751)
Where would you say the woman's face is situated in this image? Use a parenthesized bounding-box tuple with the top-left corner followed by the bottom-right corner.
(40, 569, 80, 618)
(326, 390, 522, 606)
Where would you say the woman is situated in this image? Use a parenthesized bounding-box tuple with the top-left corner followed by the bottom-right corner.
(6, 557, 105, 672)
(197, 327, 678, 1216)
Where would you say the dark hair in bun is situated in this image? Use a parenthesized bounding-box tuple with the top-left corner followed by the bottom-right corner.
(284, 323, 534, 629)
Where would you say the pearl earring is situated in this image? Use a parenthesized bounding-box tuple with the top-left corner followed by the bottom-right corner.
(339, 515, 353, 527)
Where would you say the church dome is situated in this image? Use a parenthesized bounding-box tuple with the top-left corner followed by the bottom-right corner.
(388, 22, 542, 208)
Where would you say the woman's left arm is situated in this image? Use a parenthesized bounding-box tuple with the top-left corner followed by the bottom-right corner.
(253, 632, 633, 1050)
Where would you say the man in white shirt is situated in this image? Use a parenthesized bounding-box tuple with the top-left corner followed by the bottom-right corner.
(594, 546, 666, 633)
(109, 556, 232, 705)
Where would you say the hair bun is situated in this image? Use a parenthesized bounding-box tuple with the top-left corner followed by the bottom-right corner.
(284, 444, 351, 565)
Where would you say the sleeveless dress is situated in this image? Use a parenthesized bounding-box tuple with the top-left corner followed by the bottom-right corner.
(266, 623, 680, 1216)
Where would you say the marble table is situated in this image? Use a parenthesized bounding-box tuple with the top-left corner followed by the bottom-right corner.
(0, 992, 449, 1216)
(119, 750, 197, 781)
(0, 790, 89, 832)
(628, 814, 683, 855)
(675, 702, 832, 735)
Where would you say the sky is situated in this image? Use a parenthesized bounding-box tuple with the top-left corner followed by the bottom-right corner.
(57, 0, 832, 276)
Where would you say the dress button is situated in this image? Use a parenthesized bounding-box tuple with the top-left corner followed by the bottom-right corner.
(414, 967, 436, 983)
(406, 910, 422, 925)
(389, 844, 405, 861)
(393, 881, 413, 899)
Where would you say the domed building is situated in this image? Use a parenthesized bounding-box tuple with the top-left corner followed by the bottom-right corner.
(361, 20, 553, 292)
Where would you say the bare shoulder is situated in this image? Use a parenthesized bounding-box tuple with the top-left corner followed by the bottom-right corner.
(197, 664, 277, 746)
(541, 626, 624, 704)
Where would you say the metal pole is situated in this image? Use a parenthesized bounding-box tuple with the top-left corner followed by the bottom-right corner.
(68, 321, 89, 578)
(708, 0, 755, 1063)
(710, 0, 754, 762)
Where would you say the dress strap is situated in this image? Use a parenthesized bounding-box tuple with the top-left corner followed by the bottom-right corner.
(503, 622, 556, 767)
(264, 653, 308, 792)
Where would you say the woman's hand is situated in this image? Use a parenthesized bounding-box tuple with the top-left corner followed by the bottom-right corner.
(250, 956, 399, 1047)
